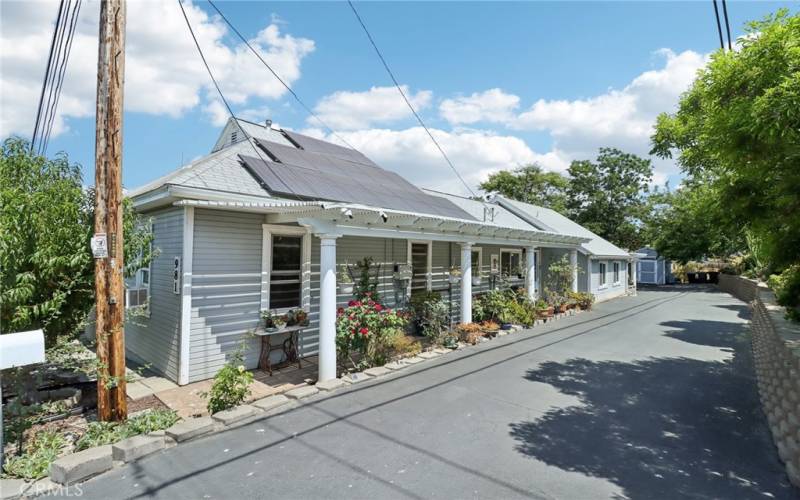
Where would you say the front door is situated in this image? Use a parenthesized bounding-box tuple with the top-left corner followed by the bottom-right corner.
(410, 242, 430, 297)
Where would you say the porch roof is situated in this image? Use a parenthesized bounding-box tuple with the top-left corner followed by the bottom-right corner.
(172, 198, 590, 248)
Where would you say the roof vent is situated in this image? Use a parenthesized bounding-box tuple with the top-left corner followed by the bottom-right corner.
(230, 130, 238, 144)
(265, 119, 272, 129)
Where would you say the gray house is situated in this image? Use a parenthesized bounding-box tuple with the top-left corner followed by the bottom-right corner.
(124, 118, 636, 386)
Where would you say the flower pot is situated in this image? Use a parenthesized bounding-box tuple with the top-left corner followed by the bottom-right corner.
(558, 304, 568, 314)
(449, 274, 461, 285)
(472, 276, 482, 286)
(546, 306, 554, 317)
(500, 323, 513, 330)
(339, 282, 354, 294)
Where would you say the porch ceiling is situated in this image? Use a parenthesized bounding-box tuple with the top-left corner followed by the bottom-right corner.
(173, 198, 590, 248)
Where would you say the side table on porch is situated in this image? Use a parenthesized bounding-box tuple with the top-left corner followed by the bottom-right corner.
(254, 325, 305, 376)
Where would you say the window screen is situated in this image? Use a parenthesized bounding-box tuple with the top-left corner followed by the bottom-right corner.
(501, 250, 521, 277)
(270, 235, 302, 309)
(599, 263, 607, 285)
(411, 243, 429, 296)
(471, 250, 480, 278)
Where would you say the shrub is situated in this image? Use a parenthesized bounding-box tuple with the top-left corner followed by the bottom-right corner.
(204, 345, 254, 414)
(75, 409, 180, 451)
(383, 329, 422, 357)
(508, 300, 536, 326)
(2, 430, 65, 480)
(768, 265, 800, 322)
(418, 299, 450, 343)
(567, 291, 595, 310)
(455, 323, 484, 345)
(336, 298, 409, 369)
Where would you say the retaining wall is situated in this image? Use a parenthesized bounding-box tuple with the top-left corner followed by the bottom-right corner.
(720, 274, 800, 487)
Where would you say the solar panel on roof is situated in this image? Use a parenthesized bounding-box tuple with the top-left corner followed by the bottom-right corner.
(281, 130, 375, 165)
(239, 153, 473, 220)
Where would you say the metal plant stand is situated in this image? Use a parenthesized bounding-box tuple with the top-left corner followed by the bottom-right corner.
(255, 325, 305, 376)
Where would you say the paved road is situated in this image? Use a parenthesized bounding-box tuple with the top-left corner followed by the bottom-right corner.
(73, 288, 797, 499)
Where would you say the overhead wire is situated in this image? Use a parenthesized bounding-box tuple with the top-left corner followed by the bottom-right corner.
(721, 0, 733, 51)
(41, 0, 82, 155)
(205, 0, 358, 152)
(31, 0, 66, 153)
(346, 0, 477, 197)
(176, 0, 303, 201)
(712, 0, 725, 51)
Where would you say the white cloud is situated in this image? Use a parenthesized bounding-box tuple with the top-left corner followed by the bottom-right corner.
(0, 0, 314, 139)
(513, 49, 708, 158)
(303, 126, 559, 196)
(311, 85, 431, 130)
(439, 88, 520, 125)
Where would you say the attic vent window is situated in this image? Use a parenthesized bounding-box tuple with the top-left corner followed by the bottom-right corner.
(230, 130, 238, 143)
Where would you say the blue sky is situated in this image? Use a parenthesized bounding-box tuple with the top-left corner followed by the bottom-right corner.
(1, 1, 794, 194)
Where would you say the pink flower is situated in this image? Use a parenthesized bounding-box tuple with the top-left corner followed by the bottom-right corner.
(374, 304, 383, 312)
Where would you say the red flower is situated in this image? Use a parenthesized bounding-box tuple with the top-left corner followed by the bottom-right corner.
(359, 327, 369, 336)
(337, 307, 344, 315)
(374, 304, 383, 311)
(348, 300, 356, 307)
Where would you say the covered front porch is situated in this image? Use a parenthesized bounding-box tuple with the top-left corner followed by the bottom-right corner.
(176, 198, 588, 384)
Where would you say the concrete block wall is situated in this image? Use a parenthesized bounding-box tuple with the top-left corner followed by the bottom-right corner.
(721, 274, 800, 487)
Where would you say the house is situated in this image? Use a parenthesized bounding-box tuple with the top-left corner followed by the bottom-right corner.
(635, 247, 672, 285)
(124, 117, 635, 386)
(492, 196, 637, 301)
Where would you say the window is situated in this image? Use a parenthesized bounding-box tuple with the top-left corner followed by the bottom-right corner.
(126, 225, 152, 311)
(500, 249, 523, 278)
(613, 262, 620, 284)
(471, 248, 482, 278)
(599, 262, 607, 286)
(269, 235, 303, 310)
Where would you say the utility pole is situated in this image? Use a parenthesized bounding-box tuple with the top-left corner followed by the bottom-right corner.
(93, 0, 127, 421)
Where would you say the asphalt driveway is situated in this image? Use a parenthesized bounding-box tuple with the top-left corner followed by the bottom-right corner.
(72, 287, 797, 499)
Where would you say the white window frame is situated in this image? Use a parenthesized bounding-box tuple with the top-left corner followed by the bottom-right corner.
(126, 223, 153, 316)
(261, 224, 311, 314)
(613, 261, 621, 285)
(598, 261, 608, 289)
(407, 239, 433, 292)
(470, 247, 483, 279)
(500, 248, 524, 280)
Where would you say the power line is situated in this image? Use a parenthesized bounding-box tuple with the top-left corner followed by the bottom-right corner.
(712, 0, 725, 51)
(346, 0, 477, 197)
(177, 0, 302, 201)
(721, 0, 733, 51)
(41, 0, 82, 155)
(31, 0, 65, 153)
(205, 0, 358, 152)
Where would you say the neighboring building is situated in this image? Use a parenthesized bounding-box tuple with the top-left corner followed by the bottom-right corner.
(492, 196, 637, 302)
(124, 118, 634, 385)
(635, 247, 672, 285)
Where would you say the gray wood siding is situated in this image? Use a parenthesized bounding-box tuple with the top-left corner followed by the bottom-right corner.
(590, 258, 628, 302)
(188, 209, 264, 382)
(125, 207, 182, 382)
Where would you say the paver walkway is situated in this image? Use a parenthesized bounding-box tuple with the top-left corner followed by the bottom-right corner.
(71, 288, 797, 499)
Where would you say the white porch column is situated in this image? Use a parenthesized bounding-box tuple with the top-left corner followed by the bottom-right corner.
(318, 235, 339, 382)
(460, 243, 473, 324)
(526, 246, 537, 301)
(570, 249, 579, 293)
(631, 259, 638, 295)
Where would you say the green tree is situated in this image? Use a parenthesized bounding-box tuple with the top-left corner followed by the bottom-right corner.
(480, 164, 569, 214)
(566, 148, 653, 250)
(651, 9, 800, 312)
(646, 181, 744, 263)
(1, 137, 153, 344)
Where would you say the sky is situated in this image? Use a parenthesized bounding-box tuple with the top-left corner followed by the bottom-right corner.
(1, 0, 795, 196)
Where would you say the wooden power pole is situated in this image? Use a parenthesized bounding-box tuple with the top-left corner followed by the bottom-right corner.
(93, 0, 127, 421)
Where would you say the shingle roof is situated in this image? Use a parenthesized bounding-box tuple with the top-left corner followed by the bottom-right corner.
(422, 189, 542, 232)
(495, 196, 630, 257)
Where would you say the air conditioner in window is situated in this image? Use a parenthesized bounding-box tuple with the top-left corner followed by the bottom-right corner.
(126, 288, 147, 308)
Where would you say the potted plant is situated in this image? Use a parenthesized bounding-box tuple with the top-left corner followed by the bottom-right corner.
(448, 266, 462, 284)
(338, 264, 354, 294)
(287, 308, 309, 326)
(272, 314, 287, 331)
(472, 273, 482, 286)
(261, 310, 277, 331)
(480, 320, 500, 337)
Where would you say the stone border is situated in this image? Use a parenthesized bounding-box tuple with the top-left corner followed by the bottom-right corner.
(721, 274, 800, 487)
(7, 306, 593, 497)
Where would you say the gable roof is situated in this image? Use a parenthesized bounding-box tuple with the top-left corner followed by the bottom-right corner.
(130, 118, 473, 220)
(493, 196, 630, 258)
